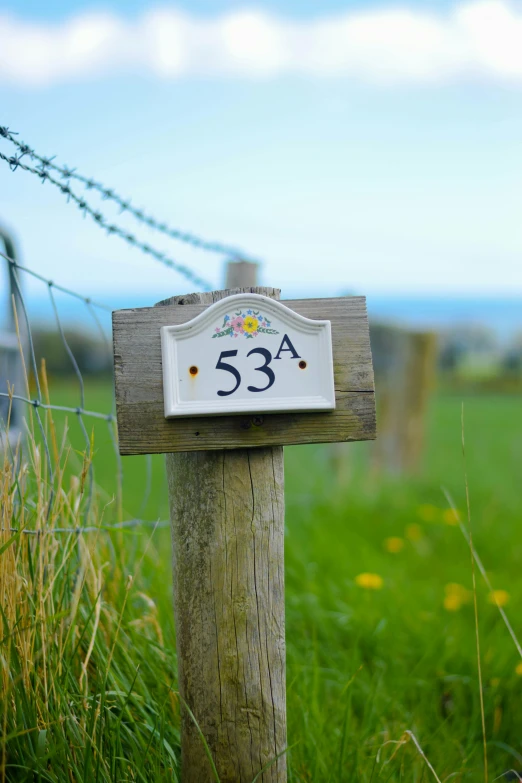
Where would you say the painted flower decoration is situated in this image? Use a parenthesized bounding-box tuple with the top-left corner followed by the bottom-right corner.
(231, 315, 244, 333)
(243, 316, 259, 333)
(212, 310, 280, 339)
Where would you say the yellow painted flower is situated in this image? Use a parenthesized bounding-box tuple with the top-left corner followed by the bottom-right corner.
(417, 504, 438, 522)
(355, 572, 383, 590)
(243, 316, 259, 333)
(443, 582, 472, 612)
(488, 589, 510, 608)
(516, 661, 522, 676)
(405, 523, 423, 542)
(442, 508, 460, 525)
(384, 537, 404, 553)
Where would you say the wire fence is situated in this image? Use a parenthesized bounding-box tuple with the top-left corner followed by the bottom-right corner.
(0, 126, 256, 265)
(0, 121, 265, 537)
(0, 144, 211, 289)
(0, 123, 262, 291)
(0, 245, 165, 537)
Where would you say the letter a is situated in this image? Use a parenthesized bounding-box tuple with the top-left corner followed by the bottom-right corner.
(274, 333, 301, 360)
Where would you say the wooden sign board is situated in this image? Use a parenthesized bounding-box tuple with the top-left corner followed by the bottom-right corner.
(113, 290, 376, 454)
(161, 293, 336, 418)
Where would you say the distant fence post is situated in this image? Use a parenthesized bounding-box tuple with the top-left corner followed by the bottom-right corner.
(371, 326, 437, 475)
(225, 258, 259, 289)
(160, 287, 286, 783)
(399, 331, 438, 473)
(0, 226, 25, 444)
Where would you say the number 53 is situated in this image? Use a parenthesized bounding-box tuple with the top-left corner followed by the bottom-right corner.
(216, 348, 275, 396)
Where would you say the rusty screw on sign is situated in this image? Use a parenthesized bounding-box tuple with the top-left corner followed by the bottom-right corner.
(189, 365, 198, 376)
(299, 360, 307, 369)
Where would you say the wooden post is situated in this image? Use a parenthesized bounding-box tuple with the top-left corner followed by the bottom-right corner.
(158, 288, 286, 783)
(369, 324, 406, 475)
(225, 259, 259, 289)
(0, 226, 26, 445)
(370, 326, 437, 475)
(113, 288, 376, 781)
(399, 331, 438, 473)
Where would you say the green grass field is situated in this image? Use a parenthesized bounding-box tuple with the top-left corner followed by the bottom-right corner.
(2, 381, 522, 782)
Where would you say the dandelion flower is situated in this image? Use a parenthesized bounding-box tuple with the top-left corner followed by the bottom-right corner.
(355, 573, 383, 590)
(488, 589, 510, 608)
(444, 594, 462, 611)
(516, 662, 522, 676)
(444, 582, 471, 612)
(442, 508, 460, 526)
(384, 537, 404, 553)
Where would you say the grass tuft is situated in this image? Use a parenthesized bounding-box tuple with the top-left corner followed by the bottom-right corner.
(0, 403, 179, 782)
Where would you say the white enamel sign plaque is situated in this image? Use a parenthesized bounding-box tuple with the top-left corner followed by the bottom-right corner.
(160, 293, 335, 418)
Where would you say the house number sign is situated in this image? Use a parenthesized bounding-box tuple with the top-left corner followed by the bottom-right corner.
(160, 293, 336, 418)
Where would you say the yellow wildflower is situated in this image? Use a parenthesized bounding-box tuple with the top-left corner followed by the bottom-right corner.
(384, 537, 404, 553)
(490, 678, 500, 687)
(243, 316, 259, 333)
(488, 590, 510, 608)
(405, 524, 423, 542)
(417, 504, 437, 522)
(442, 508, 460, 526)
(355, 573, 383, 590)
(444, 594, 462, 611)
(443, 583, 472, 612)
(516, 662, 522, 676)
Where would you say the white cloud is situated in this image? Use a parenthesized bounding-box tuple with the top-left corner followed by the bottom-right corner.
(1, 1, 522, 87)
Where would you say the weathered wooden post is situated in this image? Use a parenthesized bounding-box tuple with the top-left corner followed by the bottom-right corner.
(225, 259, 258, 289)
(370, 325, 437, 475)
(398, 331, 437, 473)
(0, 225, 26, 446)
(113, 288, 376, 782)
(161, 287, 286, 783)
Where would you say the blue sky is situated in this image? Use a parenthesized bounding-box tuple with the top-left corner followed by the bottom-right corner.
(1, 0, 460, 19)
(1, 0, 522, 304)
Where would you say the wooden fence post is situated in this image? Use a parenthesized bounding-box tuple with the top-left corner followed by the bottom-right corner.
(369, 324, 406, 475)
(370, 326, 437, 475)
(157, 288, 287, 783)
(0, 226, 26, 446)
(225, 259, 259, 289)
(399, 331, 438, 473)
(113, 287, 376, 782)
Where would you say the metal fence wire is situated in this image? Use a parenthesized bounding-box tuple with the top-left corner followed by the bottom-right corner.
(0, 120, 263, 536)
(0, 245, 169, 536)
(0, 121, 266, 535)
(0, 124, 259, 290)
(0, 125, 264, 535)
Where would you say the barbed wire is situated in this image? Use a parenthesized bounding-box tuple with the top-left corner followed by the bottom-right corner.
(0, 124, 257, 266)
(0, 122, 245, 537)
(0, 135, 212, 291)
